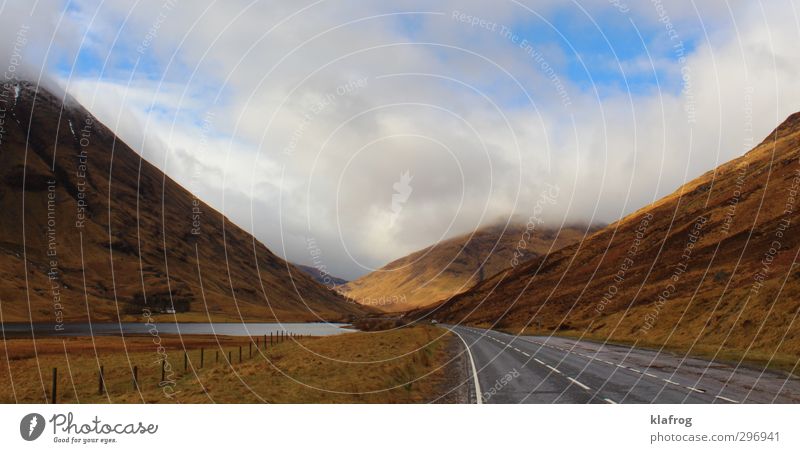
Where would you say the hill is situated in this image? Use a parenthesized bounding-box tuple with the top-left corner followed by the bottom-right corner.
(422, 112, 800, 367)
(295, 264, 348, 287)
(0, 81, 366, 324)
(341, 223, 592, 312)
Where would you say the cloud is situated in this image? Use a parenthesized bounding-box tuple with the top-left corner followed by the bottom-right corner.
(6, 0, 800, 279)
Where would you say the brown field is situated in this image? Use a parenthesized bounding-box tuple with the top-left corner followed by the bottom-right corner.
(0, 326, 460, 403)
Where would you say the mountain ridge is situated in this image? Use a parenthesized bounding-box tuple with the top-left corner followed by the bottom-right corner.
(417, 111, 800, 366)
(0, 80, 366, 323)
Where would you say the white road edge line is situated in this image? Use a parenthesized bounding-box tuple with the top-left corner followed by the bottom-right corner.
(450, 328, 482, 405)
(567, 377, 590, 391)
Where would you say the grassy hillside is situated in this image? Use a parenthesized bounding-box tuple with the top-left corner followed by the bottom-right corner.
(341, 223, 592, 312)
(425, 113, 800, 369)
(0, 81, 366, 323)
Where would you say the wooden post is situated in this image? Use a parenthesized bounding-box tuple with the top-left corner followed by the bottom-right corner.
(98, 365, 105, 395)
(228, 351, 231, 364)
(216, 350, 219, 364)
(239, 346, 242, 363)
(51, 368, 57, 404)
(249, 342, 252, 359)
(270, 332, 273, 345)
(200, 349, 205, 368)
(184, 352, 188, 372)
(133, 366, 138, 390)
(161, 359, 166, 382)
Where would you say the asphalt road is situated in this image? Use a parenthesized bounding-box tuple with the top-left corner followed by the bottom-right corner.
(446, 325, 800, 404)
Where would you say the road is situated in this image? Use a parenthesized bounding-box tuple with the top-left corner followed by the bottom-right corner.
(446, 325, 800, 404)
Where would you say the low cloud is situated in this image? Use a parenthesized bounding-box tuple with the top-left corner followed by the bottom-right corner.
(5, 0, 800, 279)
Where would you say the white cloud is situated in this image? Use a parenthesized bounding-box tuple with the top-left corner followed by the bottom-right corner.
(6, 0, 800, 279)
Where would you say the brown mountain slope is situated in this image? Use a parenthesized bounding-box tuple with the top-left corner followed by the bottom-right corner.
(423, 113, 800, 366)
(341, 223, 593, 312)
(295, 264, 348, 286)
(0, 81, 365, 324)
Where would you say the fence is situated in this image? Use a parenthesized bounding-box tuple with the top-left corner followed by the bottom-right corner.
(47, 331, 302, 403)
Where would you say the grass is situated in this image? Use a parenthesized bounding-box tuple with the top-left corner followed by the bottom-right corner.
(0, 326, 454, 403)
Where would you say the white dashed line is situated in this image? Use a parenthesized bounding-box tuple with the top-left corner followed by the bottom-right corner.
(534, 358, 545, 365)
(663, 379, 681, 386)
(567, 377, 590, 391)
(521, 351, 530, 357)
(603, 398, 617, 404)
(715, 395, 739, 403)
(546, 365, 562, 375)
(686, 386, 705, 393)
(644, 372, 658, 378)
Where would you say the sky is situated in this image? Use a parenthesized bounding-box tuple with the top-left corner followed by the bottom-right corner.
(1, 0, 799, 279)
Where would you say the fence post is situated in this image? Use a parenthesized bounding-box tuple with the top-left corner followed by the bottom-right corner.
(228, 351, 232, 364)
(133, 366, 138, 390)
(263, 334, 267, 349)
(200, 349, 205, 368)
(51, 368, 57, 404)
(98, 365, 105, 395)
(216, 350, 219, 364)
(239, 346, 242, 363)
(184, 352, 188, 372)
(249, 342, 252, 359)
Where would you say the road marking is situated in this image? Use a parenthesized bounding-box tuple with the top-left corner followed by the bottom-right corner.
(450, 328, 482, 405)
(628, 368, 642, 374)
(715, 395, 739, 403)
(686, 386, 706, 393)
(521, 351, 530, 357)
(663, 379, 680, 386)
(644, 372, 658, 378)
(534, 358, 545, 365)
(603, 398, 617, 404)
(546, 365, 562, 374)
(567, 377, 590, 391)
(513, 347, 521, 352)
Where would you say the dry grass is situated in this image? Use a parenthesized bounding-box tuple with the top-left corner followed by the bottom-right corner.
(0, 326, 454, 403)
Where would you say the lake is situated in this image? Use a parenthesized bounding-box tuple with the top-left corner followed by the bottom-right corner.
(0, 322, 356, 337)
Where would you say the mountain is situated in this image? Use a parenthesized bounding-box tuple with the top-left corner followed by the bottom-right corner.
(0, 81, 366, 323)
(423, 113, 800, 363)
(295, 264, 348, 287)
(340, 223, 593, 312)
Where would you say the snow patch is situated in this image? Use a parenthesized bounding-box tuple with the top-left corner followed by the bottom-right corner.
(68, 120, 76, 138)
